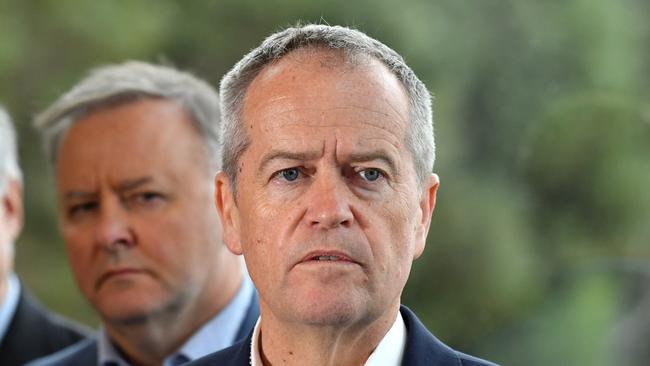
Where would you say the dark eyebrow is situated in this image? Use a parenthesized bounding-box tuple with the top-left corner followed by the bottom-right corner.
(346, 151, 397, 173)
(258, 149, 398, 174)
(116, 177, 153, 192)
(258, 150, 323, 172)
(64, 177, 153, 201)
(64, 191, 97, 201)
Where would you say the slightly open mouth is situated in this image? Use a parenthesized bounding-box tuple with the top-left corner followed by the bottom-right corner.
(313, 255, 345, 261)
(298, 250, 360, 267)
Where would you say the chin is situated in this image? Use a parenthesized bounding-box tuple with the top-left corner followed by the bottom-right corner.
(96, 300, 159, 326)
(95, 293, 186, 327)
(289, 297, 365, 326)
(102, 309, 155, 326)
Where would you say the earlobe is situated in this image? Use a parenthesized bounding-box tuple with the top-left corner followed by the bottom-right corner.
(214, 172, 243, 255)
(413, 173, 439, 260)
(2, 180, 24, 242)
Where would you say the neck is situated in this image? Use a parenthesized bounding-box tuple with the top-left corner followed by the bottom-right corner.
(104, 320, 187, 366)
(258, 303, 399, 366)
(104, 264, 243, 365)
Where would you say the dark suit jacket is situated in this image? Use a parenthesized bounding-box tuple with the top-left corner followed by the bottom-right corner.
(188, 305, 498, 366)
(0, 286, 91, 366)
(29, 290, 260, 366)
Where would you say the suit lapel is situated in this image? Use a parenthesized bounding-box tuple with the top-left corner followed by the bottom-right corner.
(0, 290, 30, 364)
(400, 305, 461, 366)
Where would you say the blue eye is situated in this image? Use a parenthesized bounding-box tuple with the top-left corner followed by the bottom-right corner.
(281, 168, 300, 181)
(360, 168, 382, 182)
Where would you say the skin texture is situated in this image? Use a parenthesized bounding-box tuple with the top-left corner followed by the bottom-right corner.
(56, 99, 242, 365)
(216, 48, 439, 366)
(0, 180, 22, 302)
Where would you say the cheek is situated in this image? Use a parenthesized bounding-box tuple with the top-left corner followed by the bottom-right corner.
(63, 229, 89, 265)
(240, 196, 285, 242)
(376, 192, 419, 259)
(63, 234, 95, 291)
(238, 201, 287, 279)
(241, 237, 277, 292)
(141, 222, 198, 272)
(152, 202, 216, 253)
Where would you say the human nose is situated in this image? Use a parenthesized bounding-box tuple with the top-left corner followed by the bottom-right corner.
(304, 173, 354, 229)
(94, 200, 135, 252)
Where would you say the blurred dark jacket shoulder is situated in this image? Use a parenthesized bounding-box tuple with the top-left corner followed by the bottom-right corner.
(0, 286, 92, 366)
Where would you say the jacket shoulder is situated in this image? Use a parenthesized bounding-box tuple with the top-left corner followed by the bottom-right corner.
(25, 339, 97, 366)
(0, 288, 91, 365)
(400, 305, 498, 366)
(189, 335, 251, 366)
(458, 352, 499, 366)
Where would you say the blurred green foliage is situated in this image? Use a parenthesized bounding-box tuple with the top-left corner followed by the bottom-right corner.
(1, 1, 648, 365)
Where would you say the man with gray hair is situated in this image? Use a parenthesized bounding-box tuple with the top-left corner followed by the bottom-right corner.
(0, 106, 90, 366)
(29, 61, 259, 366)
(191, 24, 496, 365)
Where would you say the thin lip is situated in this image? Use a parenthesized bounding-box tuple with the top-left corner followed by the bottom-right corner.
(95, 268, 147, 289)
(298, 250, 361, 265)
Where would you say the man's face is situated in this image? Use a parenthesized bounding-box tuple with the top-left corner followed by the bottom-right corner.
(218, 50, 438, 325)
(57, 99, 229, 324)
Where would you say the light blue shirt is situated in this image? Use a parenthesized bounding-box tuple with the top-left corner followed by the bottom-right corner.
(0, 273, 20, 345)
(98, 275, 255, 366)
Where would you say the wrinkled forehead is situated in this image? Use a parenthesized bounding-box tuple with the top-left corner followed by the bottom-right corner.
(243, 47, 409, 122)
(241, 47, 412, 164)
(50, 94, 161, 164)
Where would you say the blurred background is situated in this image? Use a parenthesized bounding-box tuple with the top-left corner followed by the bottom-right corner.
(1, 0, 649, 365)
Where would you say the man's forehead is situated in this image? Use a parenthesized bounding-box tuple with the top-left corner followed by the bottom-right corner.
(244, 50, 407, 117)
(56, 99, 211, 181)
(256, 47, 378, 83)
(62, 99, 189, 143)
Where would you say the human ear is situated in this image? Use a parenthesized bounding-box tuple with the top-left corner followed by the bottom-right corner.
(413, 173, 439, 260)
(214, 171, 243, 255)
(1, 180, 23, 243)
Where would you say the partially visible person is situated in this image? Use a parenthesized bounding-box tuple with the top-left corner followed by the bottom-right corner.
(191, 24, 497, 366)
(29, 62, 258, 366)
(0, 105, 91, 366)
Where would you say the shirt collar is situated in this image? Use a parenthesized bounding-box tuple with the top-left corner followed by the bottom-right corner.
(0, 273, 21, 344)
(364, 311, 407, 366)
(250, 310, 407, 366)
(249, 317, 262, 366)
(98, 275, 255, 366)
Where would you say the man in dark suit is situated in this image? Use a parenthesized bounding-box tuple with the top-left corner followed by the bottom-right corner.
(29, 62, 259, 366)
(190, 24, 497, 365)
(0, 106, 90, 366)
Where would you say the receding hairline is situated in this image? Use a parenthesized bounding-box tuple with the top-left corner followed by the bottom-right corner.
(241, 46, 381, 93)
(219, 24, 435, 193)
(60, 96, 212, 157)
(48, 94, 213, 167)
(237, 47, 412, 161)
(35, 61, 222, 171)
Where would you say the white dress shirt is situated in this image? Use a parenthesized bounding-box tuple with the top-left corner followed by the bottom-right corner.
(250, 310, 407, 366)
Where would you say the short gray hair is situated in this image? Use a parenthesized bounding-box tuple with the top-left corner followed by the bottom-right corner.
(220, 24, 435, 190)
(0, 106, 22, 194)
(35, 61, 221, 169)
